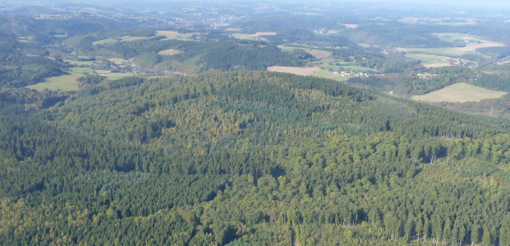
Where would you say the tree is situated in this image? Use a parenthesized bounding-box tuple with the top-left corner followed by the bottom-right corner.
(482, 225, 491, 246)
(471, 225, 481, 245)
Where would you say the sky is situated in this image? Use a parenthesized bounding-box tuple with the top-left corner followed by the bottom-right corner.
(4, 0, 510, 10)
(353, 0, 510, 8)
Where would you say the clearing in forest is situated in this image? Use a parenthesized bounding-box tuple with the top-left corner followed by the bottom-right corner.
(158, 49, 183, 56)
(406, 35, 504, 57)
(27, 71, 82, 91)
(103, 73, 138, 80)
(267, 66, 320, 76)
(120, 36, 151, 42)
(306, 49, 332, 59)
(93, 38, 119, 45)
(255, 32, 277, 36)
(108, 58, 130, 65)
(405, 53, 471, 68)
(231, 32, 276, 41)
(411, 83, 507, 103)
(156, 31, 199, 41)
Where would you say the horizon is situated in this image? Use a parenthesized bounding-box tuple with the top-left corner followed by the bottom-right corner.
(3, 0, 510, 10)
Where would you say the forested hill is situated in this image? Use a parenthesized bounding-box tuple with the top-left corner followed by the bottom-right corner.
(2, 71, 510, 245)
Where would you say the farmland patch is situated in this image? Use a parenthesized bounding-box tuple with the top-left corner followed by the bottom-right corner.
(411, 83, 507, 103)
(267, 66, 319, 76)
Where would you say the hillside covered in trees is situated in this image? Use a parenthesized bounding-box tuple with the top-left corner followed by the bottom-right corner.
(1, 71, 510, 245)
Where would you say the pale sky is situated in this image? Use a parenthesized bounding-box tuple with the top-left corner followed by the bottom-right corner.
(5, 0, 510, 10)
(355, 0, 510, 8)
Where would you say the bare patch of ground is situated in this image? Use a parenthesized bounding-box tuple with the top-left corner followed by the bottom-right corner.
(158, 49, 183, 56)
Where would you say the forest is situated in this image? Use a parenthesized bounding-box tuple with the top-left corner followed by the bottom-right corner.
(2, 1, 510, 245)
(1, 72, 510, 245)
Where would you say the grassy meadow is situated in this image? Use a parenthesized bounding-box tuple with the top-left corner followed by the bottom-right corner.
(27, 72, 82, 91)
(411, 83, 507, 103)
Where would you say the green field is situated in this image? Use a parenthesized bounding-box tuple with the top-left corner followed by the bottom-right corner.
(26, 67, 100, 91)
(71, 67, 94, 74)
(312, 70, 352, 81)
(93, 38, 119, 46)
(411, 83, 507, 103)
(156, 31, 199, 41)
(406, 47, 474, 57)
(404, 53, 468, 67)
(27, 72, 82, 91)
(306, 49, 332, 59)
(339, 65, 376, 72)
(108, 58, 130, 66)
(103, 72, 138, 80)
(321, 63, 377, 72)
(406, 36, 504, 57)
(405, 53, 448, 64)
(120, 36, 151, 42)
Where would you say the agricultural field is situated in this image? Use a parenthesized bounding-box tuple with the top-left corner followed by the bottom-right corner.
(94, 70, 111, 75)
(26, 71, 82, 91)
(156, 31, 200, 41)
(267, 66, 319, 76)
(405, 53, 470, 68)
(92, 38, 119, 46)
(321, 63, 377, 72)
(120, 36, 151, 42)
(411, 83, 507, 103)
(108, 58, 130, 66)
(103, 72, 138, 80)
(278, 46, 333, 61)
(407, 47, 476, 57)
(231, 32, 276, 41)
(71, 67, 94, 74)
(406, 37, 504, 57)
(158, 49, 183, 56)
(306, 49, 332, 59)
(255, 32, 277, 36)
(231, 33, 268, 41)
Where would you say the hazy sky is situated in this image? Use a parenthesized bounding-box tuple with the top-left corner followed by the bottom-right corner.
(5, 0, 510, 10)
(357, 0, 510, 8)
